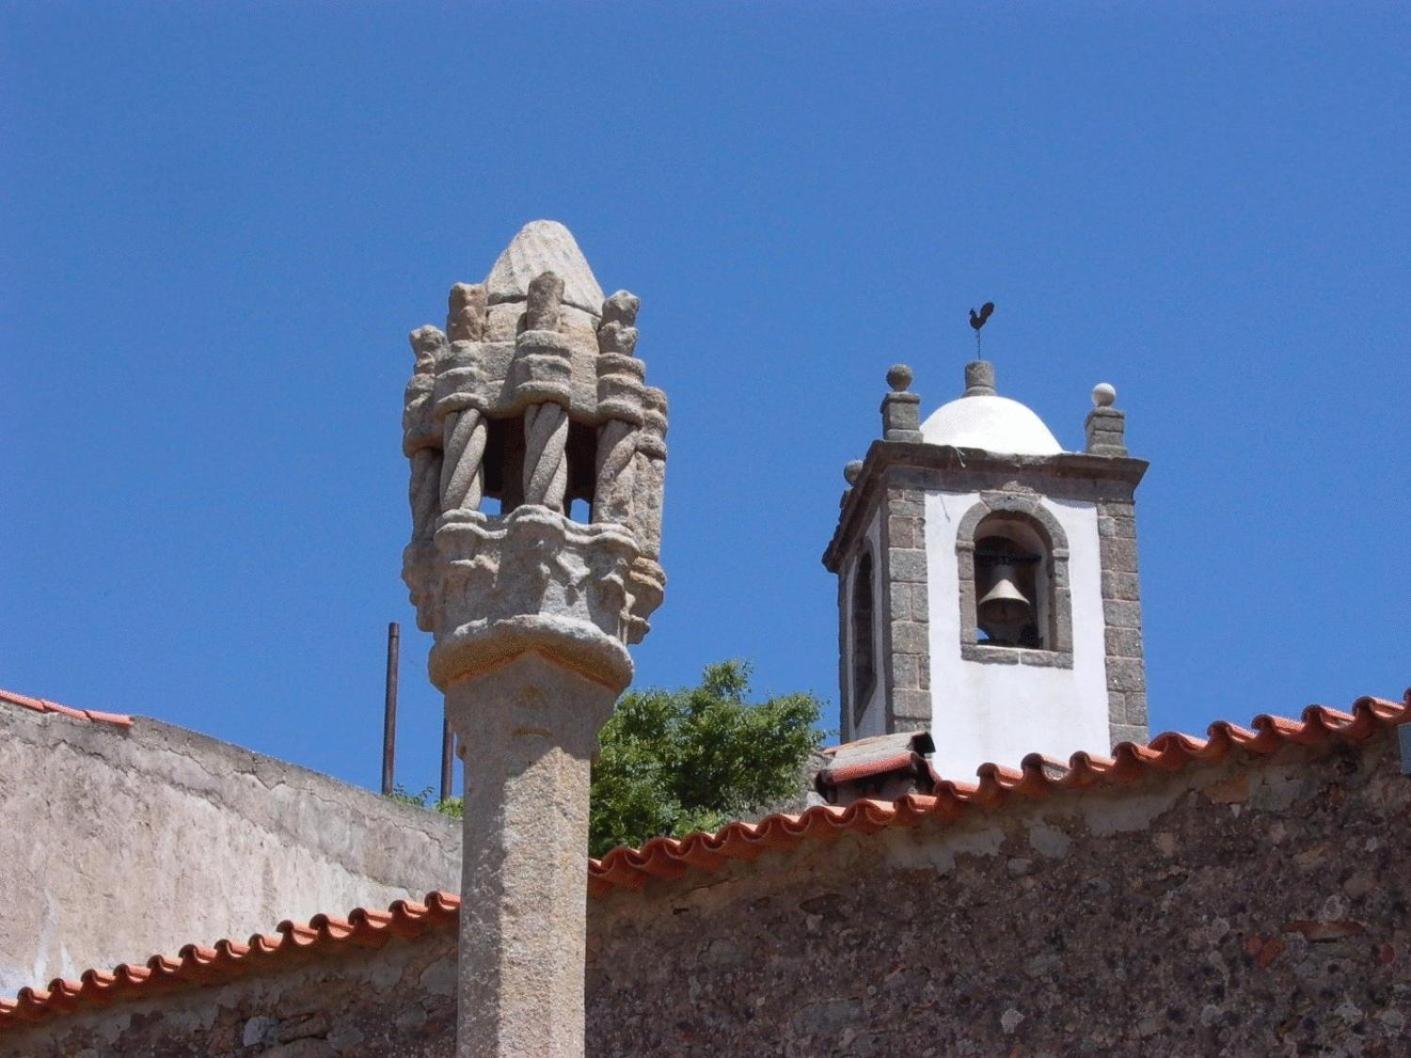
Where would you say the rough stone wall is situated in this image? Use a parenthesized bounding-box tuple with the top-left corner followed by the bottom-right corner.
(0, 705, 460, 996)
(1098, 495, 1148, 745)
(7, 732, 1410, 1057)
(588, 733, 1411, 1057)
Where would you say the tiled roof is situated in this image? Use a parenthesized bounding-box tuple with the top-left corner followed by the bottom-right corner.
(3, 690, 1407, 1030)
(0, 687, 132, 728)
(0, 893, 460, 1027)
(587, 692, 1410, 895)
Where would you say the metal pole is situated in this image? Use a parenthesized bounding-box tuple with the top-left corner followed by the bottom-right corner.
(381, 622, 399, 796)
(440, 717, 455, 803)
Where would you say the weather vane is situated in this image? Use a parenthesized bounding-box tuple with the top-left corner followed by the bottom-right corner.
(969, 301, 995, 357)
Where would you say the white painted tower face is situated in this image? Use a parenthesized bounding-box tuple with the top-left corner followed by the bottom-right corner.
(823, 360, 1149, 779)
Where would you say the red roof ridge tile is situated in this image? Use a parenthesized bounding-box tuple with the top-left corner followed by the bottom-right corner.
(0, 686, 133, 728)
(3, 690, 1407, 1031)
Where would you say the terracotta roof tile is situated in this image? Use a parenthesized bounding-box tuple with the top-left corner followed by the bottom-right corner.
(3, 689, 1407, 1030)
(587, 691, 1411, 896)
(815, 730, 936, 791)
(0, 687, 133, 728)
(0, 892, 460, 1028)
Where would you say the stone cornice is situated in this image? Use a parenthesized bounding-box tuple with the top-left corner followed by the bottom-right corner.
(822, 441, 1149, 572)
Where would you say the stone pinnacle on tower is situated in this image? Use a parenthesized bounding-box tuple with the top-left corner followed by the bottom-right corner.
(400, 220, 668, 1058)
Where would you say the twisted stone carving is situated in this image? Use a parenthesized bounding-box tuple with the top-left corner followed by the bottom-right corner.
(441, 405, 488, 513)
(403, 225, 668, 648)
(520, 273, 570, 511)
(594, 419, 635, 523)
(633, 387, 668, 561)
(437, 284, 490, 514)
(594, 291, 643, 524)
(523, 402, 568, 509)
(405, 326, 447, 544)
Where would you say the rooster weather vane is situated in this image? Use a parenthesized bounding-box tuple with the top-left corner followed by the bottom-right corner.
(969, 301, 995, 356)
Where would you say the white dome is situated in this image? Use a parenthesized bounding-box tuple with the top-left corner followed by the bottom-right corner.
(921, 394, 1063, 456)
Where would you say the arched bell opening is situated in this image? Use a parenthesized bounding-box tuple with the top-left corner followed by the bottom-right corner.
(973, 514, 1052, 649)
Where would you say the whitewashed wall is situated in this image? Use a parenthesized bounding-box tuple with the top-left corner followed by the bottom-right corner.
(924, 490, 1110, 776)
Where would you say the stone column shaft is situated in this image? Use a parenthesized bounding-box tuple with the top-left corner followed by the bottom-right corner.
(447, 654, 618, 1058)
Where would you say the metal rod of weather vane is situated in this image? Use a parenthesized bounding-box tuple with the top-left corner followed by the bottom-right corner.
(381, 622, 400, 796)
(439, 717, 455, 804)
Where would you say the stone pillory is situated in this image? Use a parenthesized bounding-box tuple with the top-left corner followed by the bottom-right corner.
(400, 220, 667, 1058)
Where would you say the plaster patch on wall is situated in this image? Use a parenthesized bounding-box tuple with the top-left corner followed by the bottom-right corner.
(1027, 821, 1072, 859)
(885, 818, 1008, 874)
(1079, 783, 1185, 837)
(1250, 762, 1314, 812)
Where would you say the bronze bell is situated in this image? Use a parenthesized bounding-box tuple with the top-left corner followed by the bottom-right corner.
(977, 563, 1031, 643)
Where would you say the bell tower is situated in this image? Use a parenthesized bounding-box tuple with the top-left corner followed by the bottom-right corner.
(823, 357, 1149, 776)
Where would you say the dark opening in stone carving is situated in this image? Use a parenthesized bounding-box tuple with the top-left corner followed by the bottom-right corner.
(482, 414, 526, 514)
(565, 420, 598, 523)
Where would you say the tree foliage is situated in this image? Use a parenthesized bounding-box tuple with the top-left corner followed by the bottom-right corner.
(386, 660, 825, 860)
(588, 660, 823, 857)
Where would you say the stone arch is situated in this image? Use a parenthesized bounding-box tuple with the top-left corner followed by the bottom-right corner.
(954, 493, 1073, 665)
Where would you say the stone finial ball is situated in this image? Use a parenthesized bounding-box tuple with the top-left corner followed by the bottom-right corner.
(886, 364, 913, 392)
(843, 460, 864, 486)
(1092, 382, 1117, 408)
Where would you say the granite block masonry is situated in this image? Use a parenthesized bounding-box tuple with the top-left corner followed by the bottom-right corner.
(401, 220, 667, 1058)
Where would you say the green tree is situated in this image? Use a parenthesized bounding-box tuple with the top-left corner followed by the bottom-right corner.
(588, 660, 823, 857)
(388, 661, 825, 859)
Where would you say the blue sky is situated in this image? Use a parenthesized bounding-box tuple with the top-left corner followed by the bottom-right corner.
(3, 4, 1407, 795)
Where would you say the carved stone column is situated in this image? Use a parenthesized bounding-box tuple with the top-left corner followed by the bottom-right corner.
(594, 291, 644, 525)
(518, 272, 572, 512)
(400, 220, 667, 1058)
(403, 325, 446, 630)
